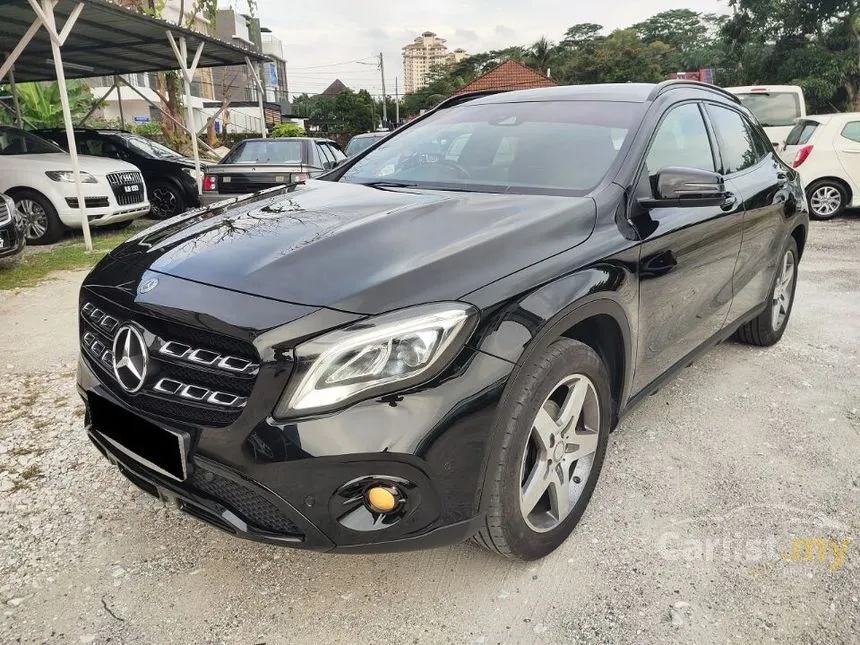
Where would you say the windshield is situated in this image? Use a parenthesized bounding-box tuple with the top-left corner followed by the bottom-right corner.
(117, 133, 183, 160)
(346, 135, 385, 156)
(735, 92, 802, 128)
(222, 140, 304, 164)
(339, 100, 641, 194)
(0, 126, 64, 155)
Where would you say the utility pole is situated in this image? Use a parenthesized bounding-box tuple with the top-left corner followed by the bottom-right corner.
(379, 51, 387, 128)
(395, 76, 399, 126)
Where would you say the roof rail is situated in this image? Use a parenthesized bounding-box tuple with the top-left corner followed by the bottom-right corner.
(648, 80, 740, 104)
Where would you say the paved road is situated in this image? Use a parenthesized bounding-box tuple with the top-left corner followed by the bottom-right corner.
(1, 218, 858, 644)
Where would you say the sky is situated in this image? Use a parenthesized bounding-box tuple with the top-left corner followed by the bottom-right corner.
(251, 0, 729, 100)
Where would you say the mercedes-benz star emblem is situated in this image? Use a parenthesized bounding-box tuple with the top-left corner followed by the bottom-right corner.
(137, 277, 159, 295)
(112, 325, 149, 393)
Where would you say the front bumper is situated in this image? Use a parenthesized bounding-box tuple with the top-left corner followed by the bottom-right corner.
(47, 177, 151, 228)
(75, 278, 514, 551)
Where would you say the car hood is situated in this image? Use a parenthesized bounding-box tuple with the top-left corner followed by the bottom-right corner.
(8, 153, 141, 175)
(110, 180, 596, 314)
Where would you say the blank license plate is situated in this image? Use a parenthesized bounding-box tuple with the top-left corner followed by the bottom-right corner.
(89, 392, 188, 480)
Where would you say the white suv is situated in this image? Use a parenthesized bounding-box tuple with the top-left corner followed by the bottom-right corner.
(0, 126, 151, 244)
(780, 113, 860, 220)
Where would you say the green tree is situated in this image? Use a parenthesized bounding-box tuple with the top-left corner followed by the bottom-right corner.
(271, 122, 306, 137)
(2, 80, 94, 128)
(527, 37, 556, 75)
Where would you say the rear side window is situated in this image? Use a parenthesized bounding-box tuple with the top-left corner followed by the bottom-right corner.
(706, 105, 759, 174)
(316, 143, 334, 166)
(325, 142, 346, 161)
(646, 103, 715, 174)
(840, 121, 860, 143)
(786, 121, 820, 146)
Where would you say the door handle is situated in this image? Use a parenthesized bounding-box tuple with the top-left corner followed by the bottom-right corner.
(721, 192, 738, 211)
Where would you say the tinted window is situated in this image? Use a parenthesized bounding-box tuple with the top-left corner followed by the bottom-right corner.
(646, 103, 715, 174)
(340, 100, 643, 194)
(222, 140, 304, 164)
(0, 126, 64, 155)
(840, 121, 860, 143)
(117, 134, 183, 160)
(707, 105, 759, 174)
(734, 92, 802, 127)
(786, 120, 820, 145)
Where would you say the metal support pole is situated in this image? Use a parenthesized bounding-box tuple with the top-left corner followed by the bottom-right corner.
(8, 64, 23, 128)
(245, 56, 266, 138)
(77, 81, 117, 126)
(379, 52, 387, 127)
(33, 0, 91, 250)
(167, 31, 204, 194)
(114, 75, 125, 129)
(395, 76, 399, 127)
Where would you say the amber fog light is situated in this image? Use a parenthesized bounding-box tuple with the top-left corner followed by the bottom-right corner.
(366, 486, 400, 513)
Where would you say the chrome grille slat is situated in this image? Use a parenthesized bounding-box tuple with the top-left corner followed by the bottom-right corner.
(81, 301, 255, 414)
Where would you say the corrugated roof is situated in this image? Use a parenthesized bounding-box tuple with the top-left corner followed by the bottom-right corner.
(453, 60, 556, 96)
(0, 0, 267, 83)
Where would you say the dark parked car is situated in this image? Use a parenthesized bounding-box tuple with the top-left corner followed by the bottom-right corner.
(344, 131, 389, 156)
(0, 192, 25, 263)
(77, 81, 808, 559)
(201, 137, 345, 205)
(37, 129, 200, 219)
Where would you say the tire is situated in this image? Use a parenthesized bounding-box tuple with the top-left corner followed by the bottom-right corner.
(474, 338, 611, 560)
(807, 180, 847, 220)
(733, 237, 799, 347)
(11, 190, 64, 245)
(149, 181, 186, 220)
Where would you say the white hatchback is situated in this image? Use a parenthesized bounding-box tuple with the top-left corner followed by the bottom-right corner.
(0, 126, 151, 244)
(779, 113, 860, 220)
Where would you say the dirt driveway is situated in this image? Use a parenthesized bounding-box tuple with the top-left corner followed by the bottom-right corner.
(1, 219, 858, 645)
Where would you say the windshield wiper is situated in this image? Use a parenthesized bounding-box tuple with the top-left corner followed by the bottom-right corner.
(358, 180, 419, 189)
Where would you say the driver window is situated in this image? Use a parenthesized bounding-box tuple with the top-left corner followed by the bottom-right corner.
(646, 103, 715, 175)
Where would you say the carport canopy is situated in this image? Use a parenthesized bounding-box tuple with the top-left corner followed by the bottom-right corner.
(0, 0, 269, 249)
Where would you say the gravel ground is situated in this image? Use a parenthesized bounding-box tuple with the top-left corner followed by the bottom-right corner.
(1, 219, 858, 645)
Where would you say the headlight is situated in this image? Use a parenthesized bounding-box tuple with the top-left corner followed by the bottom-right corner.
(45, 170, 98, 183)
(274, 302, 478, 417)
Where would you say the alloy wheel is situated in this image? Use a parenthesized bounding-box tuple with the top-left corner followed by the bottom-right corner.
(151, 187, 178, 218)
(810, 185, 841, 218)
(519, 374, 600, 533)
(771, 249, 795, 332)
(17, 199, 48, 241)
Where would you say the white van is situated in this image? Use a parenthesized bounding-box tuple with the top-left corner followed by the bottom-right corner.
(724, 85, 806, 147)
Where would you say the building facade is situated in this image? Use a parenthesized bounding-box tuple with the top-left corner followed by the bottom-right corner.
(402, 32, 466, 94)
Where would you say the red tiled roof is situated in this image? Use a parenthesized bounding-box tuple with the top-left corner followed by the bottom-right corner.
(453, 60, 557, 96)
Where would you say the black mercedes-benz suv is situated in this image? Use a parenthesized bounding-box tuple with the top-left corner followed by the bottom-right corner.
(78, 81, 808, 560)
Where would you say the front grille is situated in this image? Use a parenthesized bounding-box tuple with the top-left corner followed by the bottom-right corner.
(189, 468, 302, 535)
(79, 296, 259, 428)
(66, 197, 110, 209)
(106, 171, 145, 205)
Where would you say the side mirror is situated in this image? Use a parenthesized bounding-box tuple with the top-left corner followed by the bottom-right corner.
(641, 167, 726, 209)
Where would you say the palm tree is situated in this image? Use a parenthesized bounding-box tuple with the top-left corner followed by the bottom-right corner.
(528, 37, 556, 76)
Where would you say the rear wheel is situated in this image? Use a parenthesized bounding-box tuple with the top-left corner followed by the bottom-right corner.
(149, 181, 186, 220)
(807, 180, 847, 220)
(12, 190, 64, 245)
(474, 338, 610, 560)
(734, 237, 799, 347)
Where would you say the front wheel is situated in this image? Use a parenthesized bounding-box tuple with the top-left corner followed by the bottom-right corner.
(13, 190, 64, 245)
(474, 338, 610, 560)
(149, 182, 186, 220)
(734, 237, 799, 347)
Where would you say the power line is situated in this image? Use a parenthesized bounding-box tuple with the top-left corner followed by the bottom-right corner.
(289, 57, 378, 70)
